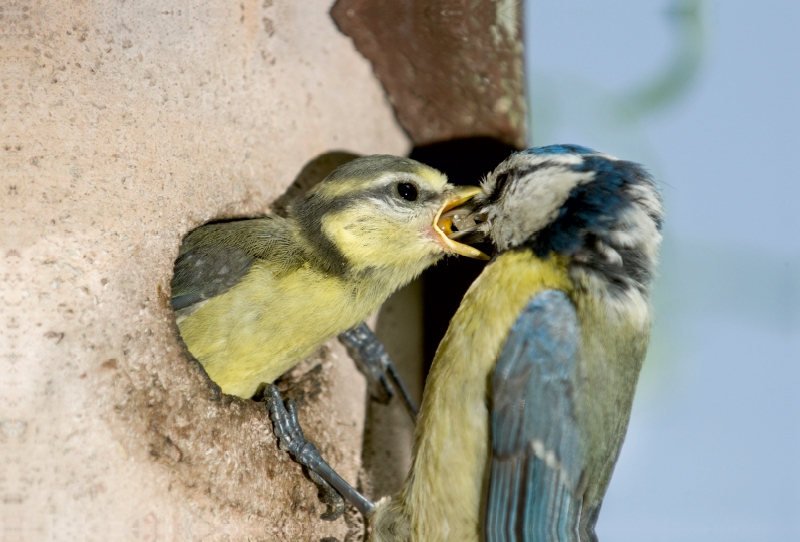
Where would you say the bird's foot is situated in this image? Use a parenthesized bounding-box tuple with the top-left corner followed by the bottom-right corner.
(263, 384, 344, 520)
(338, 322, 419, 420)
(263, 384, 375, 520)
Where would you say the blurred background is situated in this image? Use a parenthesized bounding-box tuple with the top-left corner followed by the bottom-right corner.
(524, 0, 800, 539)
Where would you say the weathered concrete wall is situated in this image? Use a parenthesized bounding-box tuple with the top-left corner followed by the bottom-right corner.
(0, 1, 407, 540)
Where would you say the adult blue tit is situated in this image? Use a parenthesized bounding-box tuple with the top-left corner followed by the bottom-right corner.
(367, 144, 664, 541)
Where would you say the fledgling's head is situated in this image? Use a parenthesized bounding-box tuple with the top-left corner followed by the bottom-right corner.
(290, 155, 486, 279)
(475, 144, 664, 298)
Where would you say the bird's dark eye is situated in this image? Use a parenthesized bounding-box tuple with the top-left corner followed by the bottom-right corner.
(397, 182, 418, 202)
(489, 172, 509, 203)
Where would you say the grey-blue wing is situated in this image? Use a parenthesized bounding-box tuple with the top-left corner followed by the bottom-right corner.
(485, 290, 584, 542)
(171, 244, 256, 311)
(170, 218, 295, 313)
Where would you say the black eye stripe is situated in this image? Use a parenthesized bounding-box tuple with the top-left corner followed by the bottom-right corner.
(397, 182, 418, 202)
(494, 171, 509, 197)
(489, 172, 510, 203)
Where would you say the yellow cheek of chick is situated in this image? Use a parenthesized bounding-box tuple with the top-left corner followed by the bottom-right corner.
(172, 155, 486, 398)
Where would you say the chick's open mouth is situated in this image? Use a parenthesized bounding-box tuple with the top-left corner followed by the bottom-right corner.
(433, 186, 490, 260)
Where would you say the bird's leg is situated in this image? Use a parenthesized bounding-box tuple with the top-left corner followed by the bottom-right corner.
(263, 384, 376, 520)
(338, 322, 419, 420)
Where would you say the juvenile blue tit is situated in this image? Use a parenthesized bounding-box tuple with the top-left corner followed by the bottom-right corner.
(368, 145, 664, 541)
(171, 155, 485, 399)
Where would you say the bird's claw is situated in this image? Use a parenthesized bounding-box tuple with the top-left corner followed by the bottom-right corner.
(264, 384, 346, 521)
(338, 323, 419, 419)
(309, 470, 346, 521)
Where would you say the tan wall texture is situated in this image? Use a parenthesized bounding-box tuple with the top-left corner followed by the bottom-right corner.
(1, 1, 409, 540)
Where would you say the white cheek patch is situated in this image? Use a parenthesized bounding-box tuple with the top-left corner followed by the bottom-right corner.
(479, 153, 585, 197)
(610, 184, 664, 262)
(487, 166, 594, 251)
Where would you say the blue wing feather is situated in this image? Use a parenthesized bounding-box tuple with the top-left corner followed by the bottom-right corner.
(485, 290, 584, 542)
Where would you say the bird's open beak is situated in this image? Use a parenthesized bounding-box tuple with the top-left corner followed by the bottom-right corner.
(433, 186, 490, 260)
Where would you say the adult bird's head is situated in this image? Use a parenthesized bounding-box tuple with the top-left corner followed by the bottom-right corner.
(473, 144, 664, 300)
(289, 154, 487, 280)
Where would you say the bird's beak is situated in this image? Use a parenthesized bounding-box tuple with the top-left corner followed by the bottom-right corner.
(433, 186, 490, 260)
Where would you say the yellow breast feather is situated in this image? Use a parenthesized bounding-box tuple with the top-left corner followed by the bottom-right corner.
(379, 250, 572, 541)
(178, 260, 379, 398)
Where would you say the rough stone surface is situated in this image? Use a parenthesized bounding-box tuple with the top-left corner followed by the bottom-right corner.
(331, 0, 527, 149)
(0, 1, 408, 540)
(364, 281, 424, 502)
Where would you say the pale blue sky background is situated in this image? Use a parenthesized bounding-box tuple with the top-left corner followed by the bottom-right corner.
(525, 1, 800, 540)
